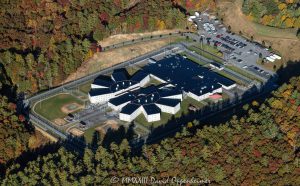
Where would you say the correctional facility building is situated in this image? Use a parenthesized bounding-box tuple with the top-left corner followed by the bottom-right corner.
(89, 55, 236, 122)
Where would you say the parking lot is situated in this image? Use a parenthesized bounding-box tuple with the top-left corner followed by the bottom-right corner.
(190, 12, 278, 80)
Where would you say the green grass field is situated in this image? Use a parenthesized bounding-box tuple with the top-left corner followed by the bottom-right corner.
(34, 93, 84, 121)
(135, 112, 173, 129)
(79, 82, 92, 94)
(188, 46, 224, 64)
(215, 70, 245, 85)
(83, 123, 103, 144)
(226, 65, 263, 82)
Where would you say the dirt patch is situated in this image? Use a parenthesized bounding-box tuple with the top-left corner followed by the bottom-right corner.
(53, 118, 67, 126)
(217, 0, 300, 62)
(28, 128, 54, 149)
(69, 128, 84, 137)
(95, 120, 119, 135)
(61, 102, 84, 114)
(98, 29, 182, 47)
(64, 37, 179, 83)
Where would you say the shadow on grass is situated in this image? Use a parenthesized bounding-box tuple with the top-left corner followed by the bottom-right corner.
(4, 60, 299, 177)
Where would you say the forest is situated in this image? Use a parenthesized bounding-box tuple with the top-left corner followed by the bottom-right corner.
(1, 0, 182, 93)
(0, 0, 213, 94)
(242, 0, 300, 28)
(0, 0, 214, 168)
(1, 76, 300, 185)
(1, 0, 299, 184)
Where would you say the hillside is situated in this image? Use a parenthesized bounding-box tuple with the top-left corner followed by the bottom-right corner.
(242, 0, 300, 28)
(0, 0, 175, 94)
(2, 76, 300, 185)
(217, 0, 300, 61)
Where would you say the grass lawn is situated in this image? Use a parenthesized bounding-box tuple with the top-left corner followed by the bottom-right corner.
(171, 36, 194, 44)
(216, 70, 246, 86)
(226, 65, 263, 82)
(79, 81, 92, 94)
(34, 93, 84, 121)
(83, 124, 102, 144)
(135, 112, 173, 129)
(195, 44, 223, 57)
(176, 97, 205, 117)
(188, 46, 224, 64)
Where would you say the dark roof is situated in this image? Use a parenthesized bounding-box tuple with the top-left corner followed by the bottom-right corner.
(156, 98, 180, 107)
(159, 88, 182, 98)
(111, 68, 129, 82)
(132, 92, 160, 105)
(131, 71, 149, 82)
(143, 104, 160, 115)
(89, 88, 111, 96)
(110, 80, 138, 93)
(143, 55, 236, 97)
(120, 103, 140, 115)
(218, 78, 235, 87)
(109, 93, 135, 106)
(92, 76, 114, 88)
(190, 83, 222, 96)
(139, 85, 157, 95)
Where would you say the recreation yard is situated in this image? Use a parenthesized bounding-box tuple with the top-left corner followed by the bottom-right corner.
(33, 93, 85, 124)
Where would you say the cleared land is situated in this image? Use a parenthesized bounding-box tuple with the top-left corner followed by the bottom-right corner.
(34, 93, 84, 121)
(217, 0, 300, 62)
(98, 29, 183, 47)
(64, 30, 185, 83)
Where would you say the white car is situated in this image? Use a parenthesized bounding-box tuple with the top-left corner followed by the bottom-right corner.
(242, 65, 248, 69)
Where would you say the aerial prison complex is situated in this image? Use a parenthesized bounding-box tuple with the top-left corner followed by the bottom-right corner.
(88, 55, 236, 122)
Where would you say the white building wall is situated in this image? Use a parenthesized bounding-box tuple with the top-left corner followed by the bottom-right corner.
(212, 87, 223, 94)
(161, 94, 183, 101)
(89, 93, 115, 104)
(187, 92, 211, 102)
(119, 106, 142, 122)
(141, 106, 161, 122)
(155, 103, 180, 114)
(147, 113, 161, 122)
(91, 84, 109, 89)
(150, 74, 167, 83)
(108, 101, 130, 111)
(221, 83, 236, 90)
(139, 75, 150, 87)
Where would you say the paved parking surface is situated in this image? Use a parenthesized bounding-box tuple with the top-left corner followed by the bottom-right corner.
(189, 13, 277, 81)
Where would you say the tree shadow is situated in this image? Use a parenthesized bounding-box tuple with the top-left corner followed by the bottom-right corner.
(146, 60, 300, 145)
(0, 141, 61, 177)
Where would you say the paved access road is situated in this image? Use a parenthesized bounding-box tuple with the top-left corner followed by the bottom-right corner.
(189, 14, 276, 81)
(26, 44, 185, 140)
